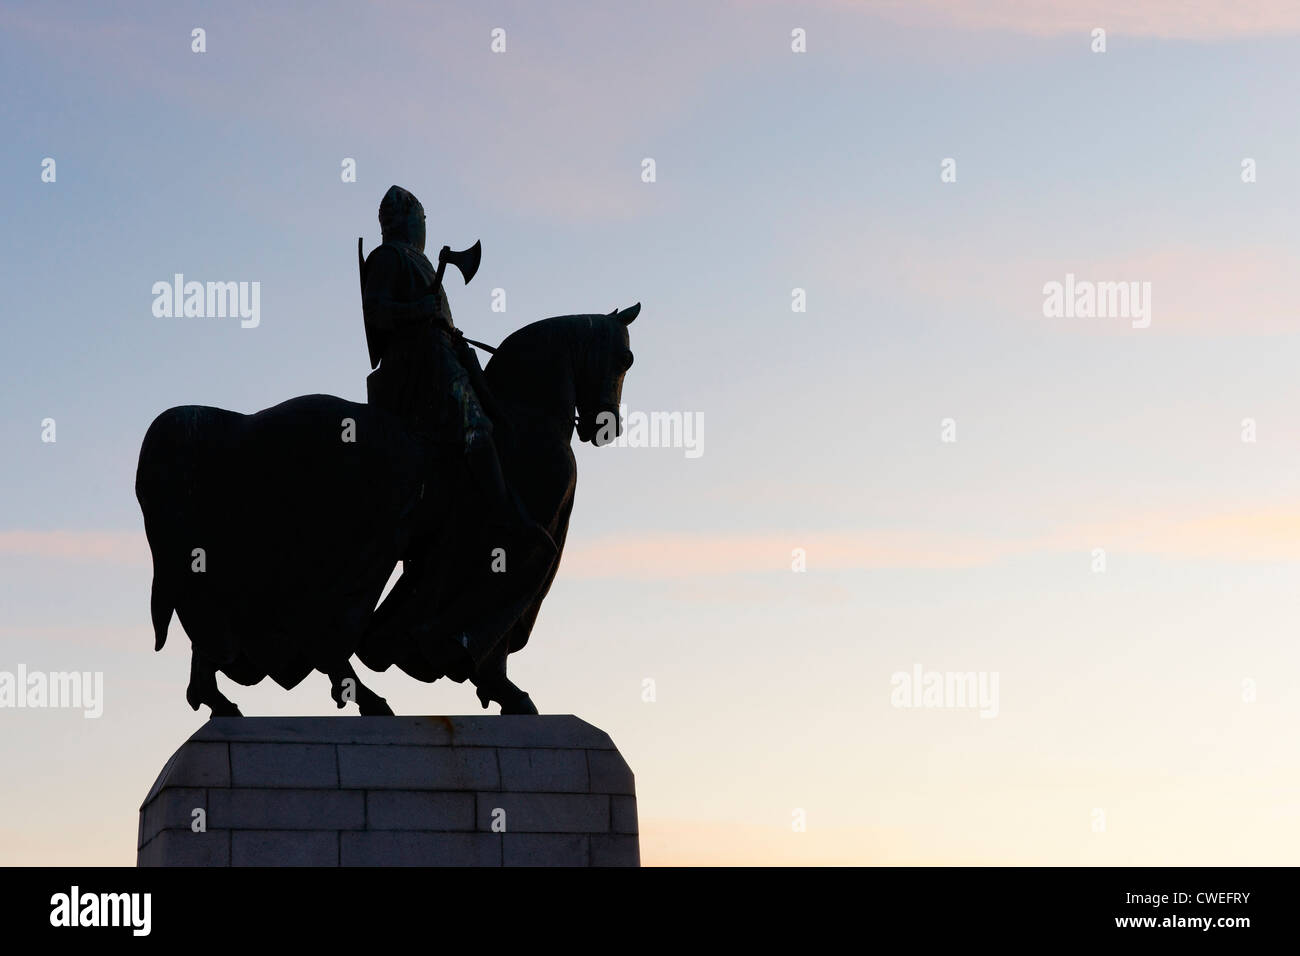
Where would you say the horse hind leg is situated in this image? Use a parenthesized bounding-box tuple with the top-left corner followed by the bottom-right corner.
(326, 661, 394, 716)
(186, 651, 242, 717)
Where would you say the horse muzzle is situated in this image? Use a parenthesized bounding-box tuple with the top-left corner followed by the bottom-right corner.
(577, 405, 620, 445)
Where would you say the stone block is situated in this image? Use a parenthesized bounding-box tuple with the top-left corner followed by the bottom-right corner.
(337, 745, 498, 790)
(588, 749, 636, 795)
(341, 831, 501, 866)
(504, 833, 589, 866)
(366, 791, 475, 831)
(477, 792, 610, 834)
(231, 743, 338, 788)
(139, 829, 230, 867)
(591, 834, 640, 867)
(207, 788, 365, 830)
(232, 830, 338, 866)
(499, 747, 590, 792)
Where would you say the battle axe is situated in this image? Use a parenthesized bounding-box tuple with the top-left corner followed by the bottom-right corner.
(436, 240, 481, 286)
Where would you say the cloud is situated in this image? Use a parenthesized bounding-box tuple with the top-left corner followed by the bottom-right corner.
(809, 230, 1300, 335)
(566, 505, 1300, 577)
(829, 0, 1300, 39)
(639, 816, 909, 865)
(0, 531, 149, 566)
(562, 529, 1025, 577)
(1089, 508, 1300, 561)
(0, 1, 770, 224)
(11, 503, 1300, 583)
(1036, 246, 1300, 334)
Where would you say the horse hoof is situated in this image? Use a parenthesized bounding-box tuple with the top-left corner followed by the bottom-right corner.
(210, 702, 242, 718)
(360, 697, 394, 717)
(501, 695, 538, 716)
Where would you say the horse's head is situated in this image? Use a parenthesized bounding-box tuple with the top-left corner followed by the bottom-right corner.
(575, 303, 638, 445)
(486, 304, 639, 444)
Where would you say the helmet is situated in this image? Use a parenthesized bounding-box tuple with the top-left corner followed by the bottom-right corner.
(379, 185, 426, 250)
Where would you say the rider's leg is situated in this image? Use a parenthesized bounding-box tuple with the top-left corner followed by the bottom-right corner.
(439, 431, 556, 683)
(465, 433, 529, 526)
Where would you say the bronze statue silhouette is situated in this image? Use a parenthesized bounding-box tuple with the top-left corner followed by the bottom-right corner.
(135, 186, 639, 716)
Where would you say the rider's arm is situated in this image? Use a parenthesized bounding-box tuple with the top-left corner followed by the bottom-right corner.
(433, 281, 454, 330)
(453, 332, 508, 425)
(363, 247, 448, 329)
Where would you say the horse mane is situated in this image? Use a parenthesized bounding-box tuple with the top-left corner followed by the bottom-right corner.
(491, 314, 602, 361)
(485, 314, 614, 388)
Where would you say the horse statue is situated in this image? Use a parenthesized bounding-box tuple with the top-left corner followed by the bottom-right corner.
(135, 305, 638, 716)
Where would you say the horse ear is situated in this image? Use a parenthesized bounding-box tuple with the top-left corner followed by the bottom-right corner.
(619, 302, 640, 325)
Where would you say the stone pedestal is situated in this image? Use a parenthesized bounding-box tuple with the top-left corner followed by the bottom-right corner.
(137, 716, 638, 866)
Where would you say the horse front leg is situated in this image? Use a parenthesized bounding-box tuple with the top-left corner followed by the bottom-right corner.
(473, 641, 538, 715)
(326, 660, 395, 716)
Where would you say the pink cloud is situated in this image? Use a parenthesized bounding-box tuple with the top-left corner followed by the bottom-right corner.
(0, 2, 765, 225)
(1087, 509, 1300, 561)
(567, 505, 1300, 578)
(561, 529, 1027, 577)
(11, 505, 1300, 583)
(1042, 246, 1300, 334)
(810, 229, 1300, 335)
(824, 0, 1300, 39)
(639, 816, 908, 865)
(0, 531, 149, 566)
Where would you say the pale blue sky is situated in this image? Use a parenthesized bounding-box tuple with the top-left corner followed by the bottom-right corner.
(3, 0, 1300, 864)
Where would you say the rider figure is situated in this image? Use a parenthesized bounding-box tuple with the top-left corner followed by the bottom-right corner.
(361, 185, 554, 680)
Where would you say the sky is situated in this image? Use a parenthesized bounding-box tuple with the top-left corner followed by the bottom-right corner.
(2, 0, 1300, 865)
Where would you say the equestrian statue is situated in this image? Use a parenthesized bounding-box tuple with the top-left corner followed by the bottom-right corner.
(135, 185, 639, 716)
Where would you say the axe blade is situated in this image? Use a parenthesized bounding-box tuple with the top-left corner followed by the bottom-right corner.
(444, 240, 481, 285)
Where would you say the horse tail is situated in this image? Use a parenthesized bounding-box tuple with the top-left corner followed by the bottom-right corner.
(150, 574, 173, 651)
(136, 405, 211, 652)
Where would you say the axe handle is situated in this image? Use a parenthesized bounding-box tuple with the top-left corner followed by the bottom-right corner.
(434, 245, 451, 285)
